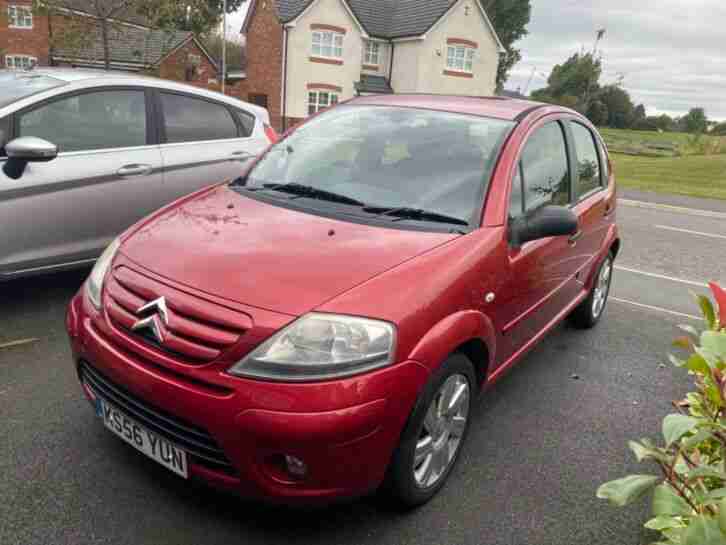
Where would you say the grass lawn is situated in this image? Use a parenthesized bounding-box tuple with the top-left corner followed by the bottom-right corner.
(612, 153, 726, 200)
(600, 127, 726, 157)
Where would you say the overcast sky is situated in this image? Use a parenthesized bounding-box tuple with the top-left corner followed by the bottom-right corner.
(507, 0, 726, 121)
(228, 1, 726, 120)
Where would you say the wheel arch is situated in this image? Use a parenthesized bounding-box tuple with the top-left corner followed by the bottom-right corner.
(406, 310, 496, 388)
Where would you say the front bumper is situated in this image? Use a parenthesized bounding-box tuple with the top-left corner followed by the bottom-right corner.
(67, 291, 429, 503)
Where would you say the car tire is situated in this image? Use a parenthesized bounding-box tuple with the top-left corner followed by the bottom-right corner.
(569, 251, 614, 329)
(383, 353, 476, 508)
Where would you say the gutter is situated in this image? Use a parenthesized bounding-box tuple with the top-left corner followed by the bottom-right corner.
(281, 26, 289, 132)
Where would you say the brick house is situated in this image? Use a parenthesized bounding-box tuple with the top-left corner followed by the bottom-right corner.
(0, 0, 223, 91)
(240, 0, 504, 130)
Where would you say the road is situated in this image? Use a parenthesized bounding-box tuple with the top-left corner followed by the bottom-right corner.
(1, 199, 725, 545)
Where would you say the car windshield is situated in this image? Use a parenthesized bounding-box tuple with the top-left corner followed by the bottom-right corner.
(0, 72, 66, 108)
(243, 105, 514, 226)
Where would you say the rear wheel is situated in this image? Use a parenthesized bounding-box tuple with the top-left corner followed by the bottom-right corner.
(569, 252, 613, 329)
(384, 354, 475, 508)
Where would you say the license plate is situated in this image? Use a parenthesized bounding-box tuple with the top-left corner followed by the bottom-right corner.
(97, 397, 188, 479)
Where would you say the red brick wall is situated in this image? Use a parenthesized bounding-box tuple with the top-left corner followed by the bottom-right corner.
(0, 0, 50, 67)
(158, 39, 220, 91)
(244, 0, 284, 130)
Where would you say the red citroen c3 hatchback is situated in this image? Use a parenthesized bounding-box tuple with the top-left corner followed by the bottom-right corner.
(66, 95, 619, 507)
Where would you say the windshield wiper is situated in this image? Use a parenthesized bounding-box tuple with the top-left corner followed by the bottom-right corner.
(363, 206, 470, 227)
(256, 183, 366, 206)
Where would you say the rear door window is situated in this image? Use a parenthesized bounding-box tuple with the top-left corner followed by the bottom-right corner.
(570, 121, 603, 198)
(17, 90, 147, 153)
(160, 93, 239, 143)
(520, 122, 571, 212)
(235, 109, 256, 137)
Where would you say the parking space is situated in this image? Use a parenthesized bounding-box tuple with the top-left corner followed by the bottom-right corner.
(1, 200, 722, 545)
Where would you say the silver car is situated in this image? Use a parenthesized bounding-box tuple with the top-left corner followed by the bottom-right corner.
(0, 68, 274, 280)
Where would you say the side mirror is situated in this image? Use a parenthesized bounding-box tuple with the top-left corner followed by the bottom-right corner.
(510, 205, 579, 247)
(3, 137, 58, 180)
(6, 137, 58, 162)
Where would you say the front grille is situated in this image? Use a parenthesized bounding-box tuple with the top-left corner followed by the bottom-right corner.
(80, 362, 236, 475)
(104, 267, 250, 364)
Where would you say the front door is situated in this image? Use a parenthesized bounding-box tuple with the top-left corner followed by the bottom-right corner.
(0, 88, 164, 277)
(492, 120, 582, 366)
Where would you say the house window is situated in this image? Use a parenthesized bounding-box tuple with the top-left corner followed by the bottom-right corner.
(446, 45, 475, 73)
(364, 41, 380, 66)
(312, 31, 343, 59)
(308, 91, 339, 115)
(5, 55, 36, 70)
(8, 5, 33, 29)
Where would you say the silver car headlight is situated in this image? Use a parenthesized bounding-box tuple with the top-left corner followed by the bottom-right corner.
(85, 238, 120, 309)
(228, 313, 396, 382)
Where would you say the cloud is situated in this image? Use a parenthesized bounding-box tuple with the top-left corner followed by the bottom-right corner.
(507, 0, 726, 120)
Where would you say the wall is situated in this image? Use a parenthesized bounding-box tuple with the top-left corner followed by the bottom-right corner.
(158, 40, 219, 91)
(0, 0, 50, 67)
(389, 40, 419, 93)
(415, 0, 499, 96)
(285, 0, 365, 120)
(243, 0, 284, 129)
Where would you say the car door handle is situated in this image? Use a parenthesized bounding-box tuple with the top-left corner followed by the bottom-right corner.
(230, 151, 254, 161)
(568, 231, 583, 246)
(117, 164, 153, 177)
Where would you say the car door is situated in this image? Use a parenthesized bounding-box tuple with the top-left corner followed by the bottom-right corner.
(492, 119, 582, 363)
(157, 91, 266, 202)
(0, 88, 164, 277)
(567, 120, 613, 281)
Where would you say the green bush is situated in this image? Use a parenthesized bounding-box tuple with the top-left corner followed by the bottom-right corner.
(597, 283, 726, 544)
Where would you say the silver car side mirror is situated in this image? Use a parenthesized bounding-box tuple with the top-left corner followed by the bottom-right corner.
(6, 136, 58, 163)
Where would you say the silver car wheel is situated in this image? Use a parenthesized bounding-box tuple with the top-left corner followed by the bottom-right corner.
(413, 374, 470, 489)
(592, 256, 613, 319)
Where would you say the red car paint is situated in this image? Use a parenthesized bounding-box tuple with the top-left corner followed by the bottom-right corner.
(66, 95, 619, 503)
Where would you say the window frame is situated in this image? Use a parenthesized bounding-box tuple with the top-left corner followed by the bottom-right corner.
(364, 40, 380, 66)
(566, 120, 607, 202)
(155, 89, 244, 145)
(446, 45, 475, 74)
(5, 55, 37, 70)
(7, 5, 33, 29)
(311, 30, 344, 60)
(508, 119, 574, 221)
(11, 86, 156, 155)
(307, 90, 339, 116)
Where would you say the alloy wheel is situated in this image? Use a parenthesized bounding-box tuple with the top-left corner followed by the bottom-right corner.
(592, 256, 613, 319)
(413, 374, 470, 489)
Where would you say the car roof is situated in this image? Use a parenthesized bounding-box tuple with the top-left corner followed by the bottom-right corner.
(348, 94, 566, 122)
(3, 68, 269, 120)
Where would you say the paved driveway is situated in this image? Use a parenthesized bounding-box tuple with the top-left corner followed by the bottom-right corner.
(1, 199, 724, 545)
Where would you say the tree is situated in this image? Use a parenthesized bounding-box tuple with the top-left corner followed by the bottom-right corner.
(633, 104, 646, 123)
(711, 122, 726, 136)
(529, 52, 602, 113)
(597, 84, 635, 129)
(682, 107, 708, 134)
(479, 0, 532, 90)
(139, 0, 246, 35)
(586, 100, 609, 126)
(204, 32, 245, 69)
(37, 0, 185, 70)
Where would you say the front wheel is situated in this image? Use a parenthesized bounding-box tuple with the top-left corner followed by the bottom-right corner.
(569, 252, 613, 329)
(383, 354, 476, 508)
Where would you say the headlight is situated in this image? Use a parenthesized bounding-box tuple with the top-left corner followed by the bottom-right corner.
(228, 313, 396, 382)
(85, 238, 120, 309)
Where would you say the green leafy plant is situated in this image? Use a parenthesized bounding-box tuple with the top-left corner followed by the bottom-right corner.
(597, 283, 726, 544)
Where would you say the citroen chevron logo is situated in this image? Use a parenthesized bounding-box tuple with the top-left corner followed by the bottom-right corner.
(131, 297, 170, 344)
